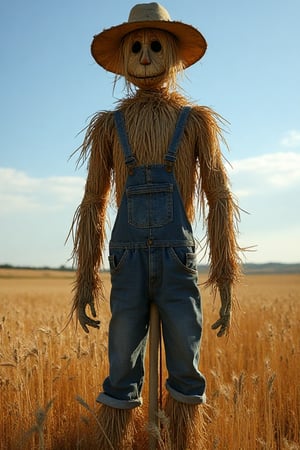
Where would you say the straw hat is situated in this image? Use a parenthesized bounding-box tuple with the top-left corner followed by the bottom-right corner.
(91, 2, 207, 75)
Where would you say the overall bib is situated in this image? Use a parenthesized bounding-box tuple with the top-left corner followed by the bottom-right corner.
(97, 107, 206, 409)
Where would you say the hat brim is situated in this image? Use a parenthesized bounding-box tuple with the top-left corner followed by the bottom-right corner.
(91, 20, 207, 75)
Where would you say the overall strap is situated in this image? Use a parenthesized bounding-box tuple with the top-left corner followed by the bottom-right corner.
(114, 110, 137, 173)
(165, 106, 191, 172)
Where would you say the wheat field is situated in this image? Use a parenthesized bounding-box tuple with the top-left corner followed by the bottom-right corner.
(0, 268, 299, 449)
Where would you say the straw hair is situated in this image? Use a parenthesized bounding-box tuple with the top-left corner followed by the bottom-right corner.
(91, 3, 207, 74)
(70, 87, 242, 325)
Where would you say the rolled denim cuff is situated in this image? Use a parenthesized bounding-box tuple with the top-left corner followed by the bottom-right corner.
(96, 392, 143, 409)
(166, 382, 206, 405)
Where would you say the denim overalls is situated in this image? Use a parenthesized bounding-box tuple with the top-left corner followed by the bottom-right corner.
(97, 107, 206, 409)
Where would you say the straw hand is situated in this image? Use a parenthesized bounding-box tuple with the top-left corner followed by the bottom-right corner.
(78, 298, 100, 333)
(211, 284, 232, 337)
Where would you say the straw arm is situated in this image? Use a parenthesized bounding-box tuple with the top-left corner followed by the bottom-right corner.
(204, 164, 241, 337)
(192, 106, 242, 336)
(203, 167, 241, 289)
(70, 112, 113, 333)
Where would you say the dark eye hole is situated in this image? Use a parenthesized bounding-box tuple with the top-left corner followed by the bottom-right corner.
(132, 41, 141, 53)
(151, 40, 162, 52)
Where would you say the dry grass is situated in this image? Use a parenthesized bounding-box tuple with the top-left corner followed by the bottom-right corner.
(0, 269, 299, 449)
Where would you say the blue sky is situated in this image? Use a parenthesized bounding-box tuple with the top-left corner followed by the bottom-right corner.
(0, 0, 299, 267)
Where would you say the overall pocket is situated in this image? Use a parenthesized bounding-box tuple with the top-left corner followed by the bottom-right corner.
(127, 183, 173, 228)
(168, 247, 198, 275)
(108, 249, 129, 274)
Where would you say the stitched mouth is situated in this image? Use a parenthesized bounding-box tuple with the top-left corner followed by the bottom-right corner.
(128, 72, 165, 80)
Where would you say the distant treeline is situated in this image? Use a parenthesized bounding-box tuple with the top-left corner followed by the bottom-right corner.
(1, 263, 299, 274)
(0, 264, 75, 272)
(241, 263, 300, 274)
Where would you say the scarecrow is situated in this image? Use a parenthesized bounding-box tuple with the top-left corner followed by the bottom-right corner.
(70, 3, 241, 448)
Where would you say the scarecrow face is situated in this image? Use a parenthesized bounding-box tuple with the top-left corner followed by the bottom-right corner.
(123, 29, 177, 89)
